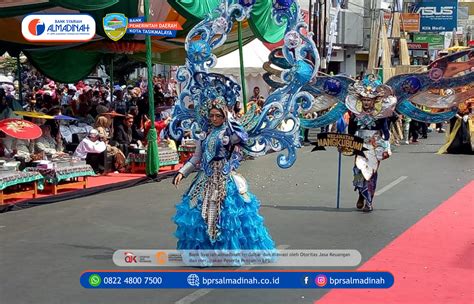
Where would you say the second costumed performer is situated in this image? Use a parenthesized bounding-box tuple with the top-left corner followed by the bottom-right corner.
(346, 77, 396, 212)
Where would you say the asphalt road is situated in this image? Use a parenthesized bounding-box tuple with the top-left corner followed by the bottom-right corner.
(1, 132, 472, 304)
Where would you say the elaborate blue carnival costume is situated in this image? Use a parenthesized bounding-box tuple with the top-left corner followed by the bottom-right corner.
(170, 0, 319, 249)
(174, 98, 275, 249)
(264, 45, 473, 212)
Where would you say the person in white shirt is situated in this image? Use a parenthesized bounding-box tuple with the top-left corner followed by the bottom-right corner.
(73, 129, 106, 160)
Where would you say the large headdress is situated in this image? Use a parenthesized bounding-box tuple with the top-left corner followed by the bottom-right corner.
(345, 75, 397, 119)
(169, 0, 319, 168)
(193, 72, 240, 122)
(350, 75, 392, 99)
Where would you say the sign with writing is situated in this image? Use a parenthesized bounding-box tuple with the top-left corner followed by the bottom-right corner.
(413, 34, 445, 49)
(457, 6, 469, 29)
(414, 0, 458, 32)
(104, 13, 181, 40)
(126, 21, 181, 37)
(22, 14, 96, 42)
(129, 17, 145, 23)
(126, 28, 177, 37)
(400, 13, 420, 32)
(311, 133, 367, 155)
(407, 42, 429, 50)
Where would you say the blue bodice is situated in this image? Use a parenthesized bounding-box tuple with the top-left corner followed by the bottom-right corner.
(200, 124, 248, 176)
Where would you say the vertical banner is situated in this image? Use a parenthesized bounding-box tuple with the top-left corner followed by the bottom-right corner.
(415, 0, 458, 32)
(326, 0, 341, 64)
(400, 13, 420, 32)
(395, 0, 404, 12)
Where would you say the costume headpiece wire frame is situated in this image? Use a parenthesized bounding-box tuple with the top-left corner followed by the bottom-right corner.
(169, 0, 320, 168)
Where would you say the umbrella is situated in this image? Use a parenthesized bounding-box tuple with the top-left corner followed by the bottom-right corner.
(103, 111, 125, 117)
(54, 114, 77, 120)
(13, 111, 55, 119)
(0, 118, 42, 140)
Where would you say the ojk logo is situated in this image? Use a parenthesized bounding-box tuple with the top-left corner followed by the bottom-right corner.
(28, 19, 45, 36)
(416, 6, 454, 16)
(124, 252, 138, 263)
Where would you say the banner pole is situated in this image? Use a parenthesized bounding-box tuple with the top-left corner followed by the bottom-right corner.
(336, 150, 342, 209)
(144, 0, 160, 176)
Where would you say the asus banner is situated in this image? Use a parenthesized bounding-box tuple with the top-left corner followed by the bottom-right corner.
(415, 0, 458, 32)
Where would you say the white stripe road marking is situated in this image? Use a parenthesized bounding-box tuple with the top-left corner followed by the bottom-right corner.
(174, 244, 290, 304)
(375, 176, 408, 196)
(0, 226, 5, 229)
(173, 176, 406, 304)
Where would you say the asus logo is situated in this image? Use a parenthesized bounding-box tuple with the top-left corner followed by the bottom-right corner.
(416, 6, 454, 16)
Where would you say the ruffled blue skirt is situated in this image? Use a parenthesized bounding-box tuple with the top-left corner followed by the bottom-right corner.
(173, 178, 275, 250)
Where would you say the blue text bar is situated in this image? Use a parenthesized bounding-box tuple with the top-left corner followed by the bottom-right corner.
(80, 271, 394, 289)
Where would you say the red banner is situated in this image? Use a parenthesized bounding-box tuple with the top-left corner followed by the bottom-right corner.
(407, 42, 429, 50)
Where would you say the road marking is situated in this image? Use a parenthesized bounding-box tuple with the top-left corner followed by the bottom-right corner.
(175, 244, 290, 304)
(375, 176, 408, 196)
(0, 226, 5, 229)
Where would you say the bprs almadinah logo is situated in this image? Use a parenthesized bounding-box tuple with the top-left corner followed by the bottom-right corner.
(28, 19, 45, 36)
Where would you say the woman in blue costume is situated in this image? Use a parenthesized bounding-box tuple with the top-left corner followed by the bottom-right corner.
(172, 97, 274, 250)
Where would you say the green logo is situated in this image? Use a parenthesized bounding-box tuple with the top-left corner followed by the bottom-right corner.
(89, 274, 102, 287)
(103, 13, 128, 41)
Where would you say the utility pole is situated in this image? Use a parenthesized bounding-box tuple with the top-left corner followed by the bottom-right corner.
(314, 0, 321, 59)
(322, 0, 328, 72)
(318, 0, 321, 56)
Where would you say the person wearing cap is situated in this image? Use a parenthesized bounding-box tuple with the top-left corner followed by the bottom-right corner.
(73, 129, 107, 160)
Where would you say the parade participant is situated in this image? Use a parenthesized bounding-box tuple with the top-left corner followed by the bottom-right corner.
(172, 97, 274, 250)
(169, 0, 317, 252)
(294, 50, 473, 212)
(346, 77, 395, 212)
(438, 99, 473, 155)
